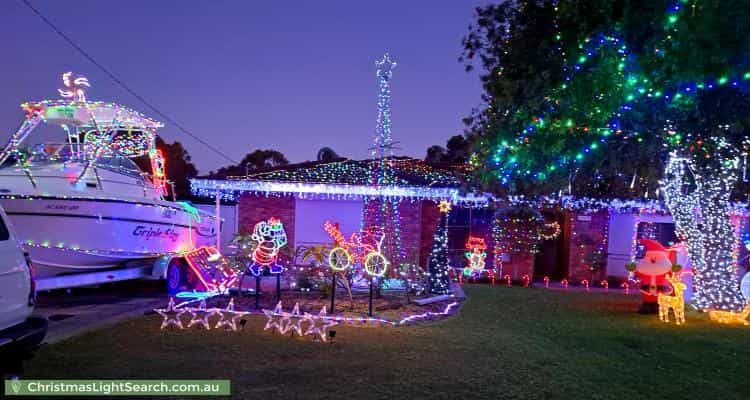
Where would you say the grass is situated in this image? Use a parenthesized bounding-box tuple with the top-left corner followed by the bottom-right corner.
(20, 285, 750, 399)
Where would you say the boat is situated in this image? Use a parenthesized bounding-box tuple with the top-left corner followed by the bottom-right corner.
(0, 72, 218, 278)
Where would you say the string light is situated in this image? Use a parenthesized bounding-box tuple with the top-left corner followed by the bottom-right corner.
(663, 152, 747, 311)
(539, 222, 561, 240)
(191, 177, 488, 205)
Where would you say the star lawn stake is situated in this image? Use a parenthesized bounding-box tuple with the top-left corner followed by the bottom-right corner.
(186, 299, 216, 330)
(214, 299, 246, 331)
(303, 306, 338, 342)
(263, 301, 286, 333)
(155, 297, 186, 330)
(282, 303, 305, 336)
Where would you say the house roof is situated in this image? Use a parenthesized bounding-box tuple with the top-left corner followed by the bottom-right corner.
(191, 157, 489, 205)
(227, 157, 467, 187)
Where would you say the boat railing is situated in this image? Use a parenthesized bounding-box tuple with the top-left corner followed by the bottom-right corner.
(0, 169, 167, 199)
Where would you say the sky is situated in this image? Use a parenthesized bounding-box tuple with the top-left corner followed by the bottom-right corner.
(0, 0, 486, 173)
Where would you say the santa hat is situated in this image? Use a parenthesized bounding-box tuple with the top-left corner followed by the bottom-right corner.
(640, 239, 666, 253)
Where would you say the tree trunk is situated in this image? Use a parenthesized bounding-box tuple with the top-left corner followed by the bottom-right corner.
(663, 154, 746, 311)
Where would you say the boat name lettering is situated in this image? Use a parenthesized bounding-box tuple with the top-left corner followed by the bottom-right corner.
(45, 204, 80, 211)
(161, 208, 176, 219)
(132, 225, 178, 242)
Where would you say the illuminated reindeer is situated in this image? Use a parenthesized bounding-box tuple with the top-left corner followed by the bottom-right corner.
(657, 273, 686, 325)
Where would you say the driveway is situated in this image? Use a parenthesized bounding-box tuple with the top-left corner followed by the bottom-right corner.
(34, 280, 167, 344)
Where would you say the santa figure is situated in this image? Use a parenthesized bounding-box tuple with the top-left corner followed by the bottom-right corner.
(632, 239, 675, 313)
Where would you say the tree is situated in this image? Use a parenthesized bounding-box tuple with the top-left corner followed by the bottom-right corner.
(134, 137, 198, 199)
(209, 149, 289, 179)
(463, 0, 750, 310)
(428, 206, 451, 294)
(317, 147, 343, 162)
(425, 135, 472, 164)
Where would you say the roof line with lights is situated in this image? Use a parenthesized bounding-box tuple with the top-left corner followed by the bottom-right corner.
(190, 178, 490, 205)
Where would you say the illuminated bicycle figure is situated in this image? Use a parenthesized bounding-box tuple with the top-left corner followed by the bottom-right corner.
(323, 221, 389, 277)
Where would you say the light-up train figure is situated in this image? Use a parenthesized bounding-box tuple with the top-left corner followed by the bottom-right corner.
(247, 218, 288, 276)
(323, 221, 389, 277)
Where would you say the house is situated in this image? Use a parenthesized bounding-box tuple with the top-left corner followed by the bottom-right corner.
(191, 157, 489, 275)
(191, 163, 750, 289)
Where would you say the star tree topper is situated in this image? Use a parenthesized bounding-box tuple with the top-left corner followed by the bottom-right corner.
(438, 200, 452, 213)
(376, 53, 397, 81)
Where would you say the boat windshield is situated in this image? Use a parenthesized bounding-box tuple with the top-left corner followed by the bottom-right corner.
(24, 143, 145, 179)
(95, 156, 145, 179)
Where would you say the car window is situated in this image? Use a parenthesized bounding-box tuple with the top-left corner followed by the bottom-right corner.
(0, 217, 9, 241)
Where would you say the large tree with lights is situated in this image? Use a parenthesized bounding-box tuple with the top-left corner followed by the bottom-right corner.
(463, 0, 750, 311)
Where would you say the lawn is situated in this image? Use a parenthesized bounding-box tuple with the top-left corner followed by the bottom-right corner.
(20, 285, 750, 399)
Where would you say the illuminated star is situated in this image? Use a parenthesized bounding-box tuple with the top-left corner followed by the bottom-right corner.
(214, 299, 246, 331)
(303, 306, 338, 342)
(281, 303, 304, 336)
(155, 297, 186, 330)
(186, 299, 216, 330)
(437, 200, 452, 213)
(262, 301, 286, 333)
(375, 53, 397, 80)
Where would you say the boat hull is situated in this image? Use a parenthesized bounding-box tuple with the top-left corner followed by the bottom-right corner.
(0, 195, 217, 277)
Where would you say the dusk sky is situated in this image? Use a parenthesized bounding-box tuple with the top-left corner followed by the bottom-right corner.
(0, 1, 486, 173)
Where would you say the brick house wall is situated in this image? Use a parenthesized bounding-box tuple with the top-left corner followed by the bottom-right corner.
(237, 194, 296, 260)
(568, 209, 610, 283)
(397, 200, 424, 265)
(499, 254, 535, 280)
(239, 194, 439, 268)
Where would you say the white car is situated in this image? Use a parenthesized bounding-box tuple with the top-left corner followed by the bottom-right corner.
(0, 205, 46, 357)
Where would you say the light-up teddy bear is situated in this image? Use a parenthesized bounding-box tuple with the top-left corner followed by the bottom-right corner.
(248, 217, 287, 276)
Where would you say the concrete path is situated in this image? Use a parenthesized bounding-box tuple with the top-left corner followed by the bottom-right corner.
(33, 281, 167, 344)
